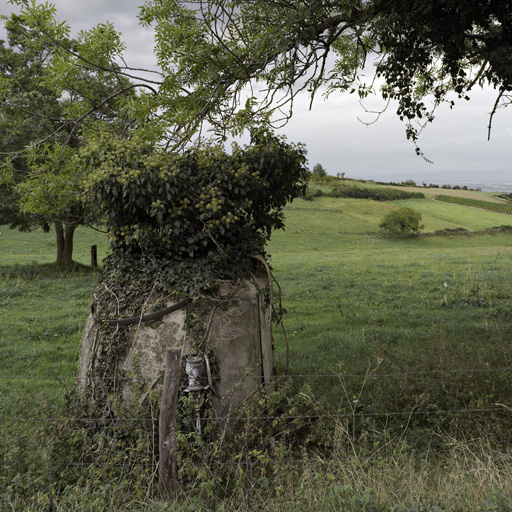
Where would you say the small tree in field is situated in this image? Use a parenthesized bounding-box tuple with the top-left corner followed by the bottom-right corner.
(379, 207, 424, 237)
(312, 163, 327, 178)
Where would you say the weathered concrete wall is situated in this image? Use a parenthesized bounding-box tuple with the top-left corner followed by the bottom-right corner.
(122, 307, 188, 393)
(208, 277, 271, 419)
(78, 277, 272, 414)
(78, 304, 189, 399)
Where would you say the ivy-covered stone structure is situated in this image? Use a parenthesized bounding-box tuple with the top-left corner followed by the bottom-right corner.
(77, 130, 308, 417)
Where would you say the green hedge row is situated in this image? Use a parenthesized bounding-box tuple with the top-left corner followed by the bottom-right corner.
(331, 185, 425, 201)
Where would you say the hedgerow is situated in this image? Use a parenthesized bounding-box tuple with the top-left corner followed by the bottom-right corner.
(330, 185, 425, 201)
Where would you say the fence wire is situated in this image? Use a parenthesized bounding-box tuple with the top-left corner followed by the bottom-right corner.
(1, 365, 511, 382)
(2, 364, 512, 502)
(1, 365, 511, 424)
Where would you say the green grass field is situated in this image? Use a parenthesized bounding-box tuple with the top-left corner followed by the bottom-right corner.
(2, 193, 512, 419)
(0, 225, 110, 265)
(269, 198, 512, 424)
(2, 187, 512, 510)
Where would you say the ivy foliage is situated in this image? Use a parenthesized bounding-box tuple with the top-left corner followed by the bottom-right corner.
(83, 130, 308, 268)
(79, 129, 307, 400)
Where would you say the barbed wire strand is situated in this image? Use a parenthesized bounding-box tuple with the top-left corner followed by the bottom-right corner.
(0, 365, 511, 382)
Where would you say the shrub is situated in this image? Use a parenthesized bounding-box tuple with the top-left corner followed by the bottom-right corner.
(304, 187, 323, 200)
(379, 207, 424, 236)
(83, 129, 308, 265)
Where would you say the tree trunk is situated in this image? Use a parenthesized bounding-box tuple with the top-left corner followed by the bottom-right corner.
(55, 221, 76, 266)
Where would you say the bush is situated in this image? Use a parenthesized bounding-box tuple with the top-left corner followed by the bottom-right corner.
(312, 162, 327, 178)
(83, 129, 308, 264)
(304, 187, 323, 200)
(379, 207, 424, 236)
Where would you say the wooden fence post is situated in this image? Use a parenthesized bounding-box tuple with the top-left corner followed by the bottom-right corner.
(158, 348, 182, 500)
(90, 245, 98, 267)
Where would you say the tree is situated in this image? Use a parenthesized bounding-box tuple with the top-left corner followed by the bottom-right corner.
(6, 0, 512, 165)
(0, 14, 61, 237)
(312, 163, 327, 178)
(379, 207, 424, 236)
(0, 6, 136, 265)
(3, 0, 510, 263)
(135, 0, 512, 150)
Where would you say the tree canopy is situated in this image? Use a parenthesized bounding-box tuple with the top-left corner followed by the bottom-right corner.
(3, 0, 511, 162)
(312, 163, 327, 178)
(137, 0, 512, 149)
(0, 4, 136, 264)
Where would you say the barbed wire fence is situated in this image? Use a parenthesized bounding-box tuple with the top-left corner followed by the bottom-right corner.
(2, 364, 512, 425)
(1, 364, 512, 500)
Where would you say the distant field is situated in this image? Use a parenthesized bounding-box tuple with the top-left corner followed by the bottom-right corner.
(2, 194, 512, 425)
(353, 179, 507, 202)
(286, 195, 512, 235)
(270, 196, 512, 431)
(421, 187, 506, 201)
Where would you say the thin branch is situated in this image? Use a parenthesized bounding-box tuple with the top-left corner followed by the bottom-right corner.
(488, 87, 504, 141)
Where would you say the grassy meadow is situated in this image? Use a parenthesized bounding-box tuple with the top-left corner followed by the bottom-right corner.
(2, 183, 512, 510)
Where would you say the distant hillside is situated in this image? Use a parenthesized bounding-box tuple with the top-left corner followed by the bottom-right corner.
(354, 169, 512, 192)
(308, 177, 505, 203)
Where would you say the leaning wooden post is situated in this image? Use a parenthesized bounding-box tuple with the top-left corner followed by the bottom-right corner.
(159, 348, 182, 500)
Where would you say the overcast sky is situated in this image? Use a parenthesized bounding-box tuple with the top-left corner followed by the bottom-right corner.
(2, 0, 511, 181)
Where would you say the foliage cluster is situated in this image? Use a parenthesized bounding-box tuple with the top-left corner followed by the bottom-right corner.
(0, 5, 135, 264)
(441, 184, 470, 190)
(379, 207, 424, 236)
(495, 192, 512, 202)
(375, 180, 419, 188)
(83, 130, 308, 265)
(305, 183, 425, 202)
(137, 0, 512, 153)
(332, 185, 425, 201)
(431, 227, 471, 237)
(311, 163, 327, 178)
(303, 187, 324, 201)
(376, 0, 512, 148)
(309, 172, 339, 184)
